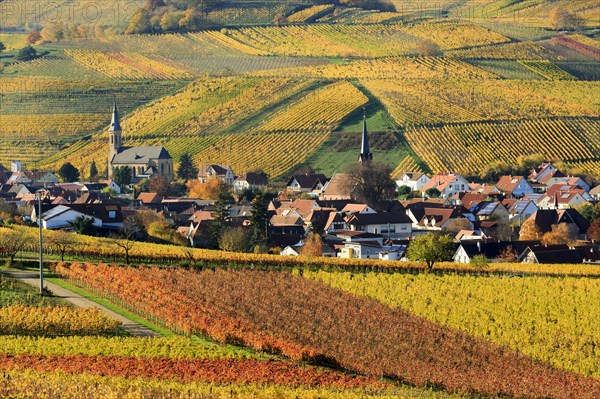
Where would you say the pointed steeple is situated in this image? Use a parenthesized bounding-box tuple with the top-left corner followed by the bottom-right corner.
(359, 108, 372, 164)
(109, 99, 121, 132)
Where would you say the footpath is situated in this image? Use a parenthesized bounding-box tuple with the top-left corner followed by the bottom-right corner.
(1, 269, 161, 337)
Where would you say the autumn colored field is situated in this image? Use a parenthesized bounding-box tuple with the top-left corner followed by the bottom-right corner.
(54, 262, 600, 398)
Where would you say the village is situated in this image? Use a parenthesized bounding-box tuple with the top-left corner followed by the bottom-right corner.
(0, 103, 598, 265)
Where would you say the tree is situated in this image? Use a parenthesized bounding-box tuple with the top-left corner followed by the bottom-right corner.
(46, 230, 77, 262)
(425, 188, 441, 198)
(149, 175, 171, 197)
(445, 218, 472, 235)
(417, 39, 440, 56)
(101, 186, 118, 197)
(588, 218, 600, 242)
(339, 0, 395, 12)
(273, 13, 287, 26)
(180, 8, 203, 31)
(542, 223, 577, 246)
(57, 162, 80, 182)
(549, 7, 582, 30)
(498, 246, 518, 263)
(219, 227, 249, 252)
(0, 230, 27, 268)
(397, 185, 412, 199)
(177, 153, 198, 181)
(127, 8, 152, 34)
(25, 29, 42, 44)
(344, 161, 396, 209)
(89, 161, 98, 180)
(16, 45, 38, 61)
(112, 166, 132, 188)
(406, 233, 454, 270)
(210, 194, 230, 248)
(519, 219, 543, 241)
(68, 216, 96, 236)
(188, 179, 230, 200)
(249, 191, 269, 248)
(301, 233, 323, 257)
(111, 218, 144, 264)
(575, 203, 600, 222)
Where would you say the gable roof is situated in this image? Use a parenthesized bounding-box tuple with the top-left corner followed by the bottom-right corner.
(459, 192, 488, 210)
(287, 174, 328, 189)
(320, 173, 350, 199)
(347, 211, 412, 226)
(235, 172, 268, 186)
(112, 146, 171, 164)
(495, 175, 528, 194)
(198, 164, 232, 177)
(137, 192, 162, 204)
(529, 209, 589, 234)
(422, 173, 465, 192)
(538, 169, 566, 184)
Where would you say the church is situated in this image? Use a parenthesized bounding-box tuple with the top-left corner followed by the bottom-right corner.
(107, 102, 174, 182)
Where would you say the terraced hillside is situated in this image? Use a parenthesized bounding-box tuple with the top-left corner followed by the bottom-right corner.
(0, 1, 598, 179)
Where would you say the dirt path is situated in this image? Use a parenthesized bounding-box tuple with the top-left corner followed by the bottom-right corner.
(1, 269, 161, 337)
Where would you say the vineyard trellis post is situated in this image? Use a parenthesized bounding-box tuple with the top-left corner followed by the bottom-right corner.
(37, 194, 44, 296)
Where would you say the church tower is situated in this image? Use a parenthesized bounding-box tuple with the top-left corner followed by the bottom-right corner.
(108, 101, 122, 177)
(358, 110, 372, 164)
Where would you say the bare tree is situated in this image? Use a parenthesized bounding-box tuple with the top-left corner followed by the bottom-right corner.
(46, 230, 77, 262)
(344, 162, 397, 209)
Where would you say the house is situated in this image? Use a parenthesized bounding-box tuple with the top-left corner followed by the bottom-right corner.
(346, 212, 412, 238)
(529, 162, 558, 182)
(198, 164, 235, 185)
(456, 192, 488, 211)
(6, 171, 32, 185)
(526, 209, 590, 238)
(495, 175, 533, 198)
(453, 240, 540, 263)
(421, 173, 470, 198)
(27, 171, 59, 185)
(413, 207, 470, 231)
(473, 202, 510, 223)
(320, 173, 351, 200)
(468, 183, 501, 196)
(395, 172, 430, 192)
(340, 203, 376, 215)
(285, 174, 328, 194)
(590, 185, 600, 201)
(537, 192, 588, 210)
(338, 241, 383, 259)
(137, 192, 163, 204)
(546, 184, 593, 202)
(281, 241, 336, 257)
(454, 229, 487, 242)
(506, 200, 538, 223)
(37, 205, 103, 230)
(233, 172, 268, 193)
(81, 183, 108, 193)
(108, 102, 174, 182)
(520, 245, 584, 264)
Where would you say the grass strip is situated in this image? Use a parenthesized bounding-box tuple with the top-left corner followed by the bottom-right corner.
(46, 277, 172, 337)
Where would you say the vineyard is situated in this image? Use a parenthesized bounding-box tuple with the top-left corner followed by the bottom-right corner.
(305, 270, 600, 379)
(405, 117, 600, 175)
(53, 262, 600, 399)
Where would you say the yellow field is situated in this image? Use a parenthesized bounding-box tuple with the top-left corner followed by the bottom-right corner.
(406, 118, 600, 174)
(305, 270, 600, 378)
(0, 114, 106, 139)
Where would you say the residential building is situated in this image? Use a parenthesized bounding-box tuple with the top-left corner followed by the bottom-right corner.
(198, 164, 235, 185)
(395, 172, 430, 192)
(495, 175, 533, 198)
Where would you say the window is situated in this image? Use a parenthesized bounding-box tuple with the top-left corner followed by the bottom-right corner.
(108, 211, 116, 219)
(161, 164, 164, 174)
(110, 136, 113, 144)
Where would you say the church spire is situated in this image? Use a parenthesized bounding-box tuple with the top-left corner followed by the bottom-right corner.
(359, 108, 372, 164)
(109, 99, 121, 132)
